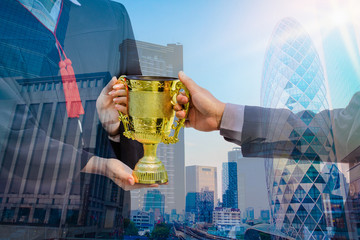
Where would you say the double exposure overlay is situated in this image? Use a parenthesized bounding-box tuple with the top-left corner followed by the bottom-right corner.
(261, 18, 359, 239)
(0, 0, 359, 239)
(262, 18, 347, 239)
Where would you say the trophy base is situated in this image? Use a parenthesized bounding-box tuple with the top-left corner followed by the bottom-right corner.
(132, 156, 169, 184)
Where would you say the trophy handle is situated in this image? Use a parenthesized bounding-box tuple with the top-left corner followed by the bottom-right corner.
(163, 81, 190, 144)
(117, 76, 135, 140)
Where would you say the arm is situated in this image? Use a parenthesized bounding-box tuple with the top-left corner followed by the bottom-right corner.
(82, 156, 158, 191)
(175, 72, 355, 162)
(331, 91, 360, 161)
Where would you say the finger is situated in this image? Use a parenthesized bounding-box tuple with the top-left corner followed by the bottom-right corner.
(103, 77, 118, 95)
(112, 89, 127, 97)
(176, 94, 189, 105)
(113, 96, 127, 103)
(112, 166, 134, 182)
(115, 104, 128, 115)
(113, 83, 125, 90)
(112, 172, 135, 190)
(175, 110, 186, 119)
(178, 71, 198, 93)
(113, 96, 127, 105)
(110, 167, 149, 191)
(173, 103, 182, 111)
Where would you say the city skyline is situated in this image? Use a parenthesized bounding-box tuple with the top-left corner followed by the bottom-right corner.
(0, 0, 359, 238)
(0, 72, 125, 237)
(227, 148, 269, 219)
(117, 0, 360, 202)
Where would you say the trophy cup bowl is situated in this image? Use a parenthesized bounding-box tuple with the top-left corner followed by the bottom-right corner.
(117, 75, 190, 184)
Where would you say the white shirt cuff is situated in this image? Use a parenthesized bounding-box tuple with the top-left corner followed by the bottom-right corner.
(220, 103, 245, 136)
(108, 134, 121, 142)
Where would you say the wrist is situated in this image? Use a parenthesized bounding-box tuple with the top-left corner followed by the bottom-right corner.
(108, 134, 121, 142)
(107, 124, 121, 142)
(216, 102, 226, 130)
(104, 158, 113, 179)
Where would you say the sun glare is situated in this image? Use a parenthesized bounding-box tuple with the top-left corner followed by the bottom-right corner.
(331, 10, 349, 26)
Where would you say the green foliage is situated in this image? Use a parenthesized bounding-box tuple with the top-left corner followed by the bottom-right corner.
(123, 218, 139, 236)
(145, 231, 151, 238)
(151, 223, 171, 239)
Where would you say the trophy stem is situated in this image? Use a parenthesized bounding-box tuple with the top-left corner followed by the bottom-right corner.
(143, 144, 159, 162)
(132, 143, 168, 184)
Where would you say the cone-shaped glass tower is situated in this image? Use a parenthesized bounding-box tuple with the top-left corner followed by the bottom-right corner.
(261, 18, 348, 239)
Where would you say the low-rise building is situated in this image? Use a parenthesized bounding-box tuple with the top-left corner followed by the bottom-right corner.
(213, 207, 241, 230)
(131, 210, 154, 232)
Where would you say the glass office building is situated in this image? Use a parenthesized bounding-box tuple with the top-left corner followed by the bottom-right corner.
(144, 189, 165, 223)
(222, 161, 238, 209)
(0, 73, 128, 238)
(261, 18, 348, 239)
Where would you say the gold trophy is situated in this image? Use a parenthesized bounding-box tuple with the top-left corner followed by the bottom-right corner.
(117, 75, 190, 184)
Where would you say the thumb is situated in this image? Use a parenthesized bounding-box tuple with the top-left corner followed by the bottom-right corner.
(178, 71, 199, 93)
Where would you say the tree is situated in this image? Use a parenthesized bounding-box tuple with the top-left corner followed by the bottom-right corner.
(151, 223, 170, 239)
(123, 218, 139, 236)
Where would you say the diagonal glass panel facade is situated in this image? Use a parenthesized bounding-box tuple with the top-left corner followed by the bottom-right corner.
(261, 18, 348, 239)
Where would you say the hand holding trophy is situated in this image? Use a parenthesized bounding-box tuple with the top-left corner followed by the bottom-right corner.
(117, 75, 190, 184)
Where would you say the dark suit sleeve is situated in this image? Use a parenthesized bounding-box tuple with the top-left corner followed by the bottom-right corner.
(106, 2, 144, 169)
(221, 105, 304, 158)
(110, 124, 143, 170)
(220, 92, 360, 162)
(331, 92, 360, 161)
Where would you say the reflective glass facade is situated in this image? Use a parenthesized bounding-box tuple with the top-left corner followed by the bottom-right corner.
(261, 18, 349, 239)
(0, 73, 128, 237)
(222, 161, 238, 209)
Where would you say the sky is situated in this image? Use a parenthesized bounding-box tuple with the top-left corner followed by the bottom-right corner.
(116, 0, 360, 200)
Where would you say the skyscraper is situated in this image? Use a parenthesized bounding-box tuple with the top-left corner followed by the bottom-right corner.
(260, 210, 270, 222)
(185, 191, 214, 223)
(185, 165, 217, 223)
(144, 189, 165, 223)
(222, 161, 238, 208)
(0, 73, 128, 237)
(126, 40, 185, 214)
(228, 147, 268, 219)
(316, 4, 360, 237)
(246, 207, 255, 220)
(186, 165, 218, 205)
(261, 18, 348, 239)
